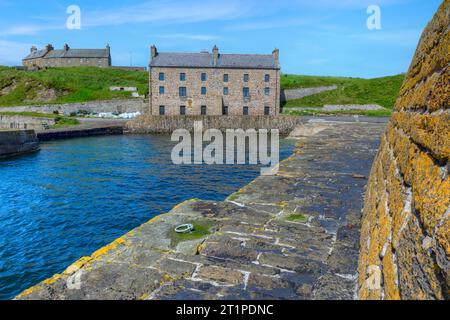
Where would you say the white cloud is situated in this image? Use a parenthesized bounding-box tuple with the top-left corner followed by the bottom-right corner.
(83, 0, 251, 27)
(0, 40, 34, 66)
(0, 24, 64, 36)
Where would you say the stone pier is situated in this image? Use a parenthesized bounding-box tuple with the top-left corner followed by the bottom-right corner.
(16, 119, 386, 300)
(0, 130, 39, 159)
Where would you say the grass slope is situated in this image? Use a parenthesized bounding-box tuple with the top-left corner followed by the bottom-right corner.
(281, 74, 404, 110)
(0, 66, 148, 107)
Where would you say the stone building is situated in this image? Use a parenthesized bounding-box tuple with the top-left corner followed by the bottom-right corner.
(149, 45, 281, 116)
(22, 44, 111, 69)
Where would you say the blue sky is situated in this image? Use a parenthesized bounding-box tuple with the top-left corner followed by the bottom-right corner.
(0, 0, 442, 78)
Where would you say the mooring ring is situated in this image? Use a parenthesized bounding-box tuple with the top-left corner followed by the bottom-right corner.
(175, 224, 194, 234)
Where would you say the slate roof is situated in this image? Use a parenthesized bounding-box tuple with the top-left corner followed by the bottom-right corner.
(44, 49, 110, 59)
(151, 52, 278, 69)
(23, 48, 109, 60)
(23, 49, 49, 60)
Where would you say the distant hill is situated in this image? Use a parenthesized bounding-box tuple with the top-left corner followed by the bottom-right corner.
(281, 74, 405, 110)
(0, 66, 148, 107)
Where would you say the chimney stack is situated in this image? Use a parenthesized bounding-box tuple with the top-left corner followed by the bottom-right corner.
(30, 46, 37, 53)
(212, 45, 219, 67)
(150, 45, 158, 61)
(272, 48, 279, 66)
(63, 44, 70, 51)
(46, 44, 54, 51)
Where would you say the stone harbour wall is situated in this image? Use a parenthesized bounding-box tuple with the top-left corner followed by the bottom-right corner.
(126, 115, 306, 135)
(16, 119, 386, 300)
(0, 99, 146, 116)
(0, 130, 40, 159)
(357, 1, 449, 300)
(0, 115, 56, 131)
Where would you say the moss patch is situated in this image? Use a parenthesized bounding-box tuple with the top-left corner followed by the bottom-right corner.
(285, 213, 309, 223)
(227, 193, 241, 201)
(168, 221, 213, 247)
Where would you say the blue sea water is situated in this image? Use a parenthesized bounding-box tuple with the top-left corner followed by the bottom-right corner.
(0, 134, 294, 300)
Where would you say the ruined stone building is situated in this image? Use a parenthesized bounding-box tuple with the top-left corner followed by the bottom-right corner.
(22, 44, 111, 69)
(149, 46, 281, 116)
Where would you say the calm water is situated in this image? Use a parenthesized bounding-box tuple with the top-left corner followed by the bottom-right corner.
(0, 134, 293, 299)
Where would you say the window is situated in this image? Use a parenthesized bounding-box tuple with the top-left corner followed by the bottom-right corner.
(243, 87, 250, 98)
(159, 106, 165, 115)
(222, 106, 228, 115)
(265, 74, 270, 82)
(180, 106, 186, 115)
(265, 87, 270, 96)
(223, 74, 229, 82)
(264, 106, 270, 115)
(243, 106, 249, 115)
(201, 87, 207, 95)
(179, 87, 187, 97)
(159, 72, 165, 81)
(223, 87, 229, 95)
(201, 106, 207, 115)
(243, 74, 249, 82)
(159, 86, 165, 94)
(201, 73, 207, 81)
(180, 73, 186, 81)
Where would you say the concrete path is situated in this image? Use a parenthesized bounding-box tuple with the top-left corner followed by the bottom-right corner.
(17, 119, 386, 300)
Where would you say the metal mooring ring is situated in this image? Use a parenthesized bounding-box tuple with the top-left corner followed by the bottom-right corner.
(175, 224, 194, 234)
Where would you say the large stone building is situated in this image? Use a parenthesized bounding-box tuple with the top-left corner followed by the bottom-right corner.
(149, 46, 281, 116)
(22, 44, 111, 69)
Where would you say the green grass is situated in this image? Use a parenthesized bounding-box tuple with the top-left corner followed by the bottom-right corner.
(168, 221, 213, 247)
(50, 117, 80, 128)
(281, 74, 404, 110)
(281, 74, 355, 89)
(0, 66, 148, 107)
(285, 213, 309, 223)
(0, 111, 61, 118)
(283, 108, 393, 117)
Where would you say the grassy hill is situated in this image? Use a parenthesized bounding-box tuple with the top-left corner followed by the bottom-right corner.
(0, 66, 404, 117)
(0, 66, 148, 107)
(281, 74, 405, 111)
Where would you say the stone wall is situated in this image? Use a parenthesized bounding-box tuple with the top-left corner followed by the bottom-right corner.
(126, 115, 305, 135)
(0, 130, 39, 159)
(358, 1, 449, 300)
(0, 115, 56, 131)
(280, 85, 338, 102)
(0, 99, 146, 116)
(150, 67, 280, 116)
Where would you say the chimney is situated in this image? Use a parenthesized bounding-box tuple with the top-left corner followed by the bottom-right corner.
(272, 48, 279, 66)
(106, 44, 110, 53)
(63, 44, 70, 51)
(30, 46, 37, 53)
(212, 45, 219, 67)
(46, 44, 54, 51)
(150, 45, 158, 61)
